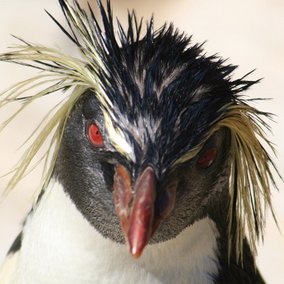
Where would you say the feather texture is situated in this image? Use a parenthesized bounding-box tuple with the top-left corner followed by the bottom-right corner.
(0, 0, 280, 265)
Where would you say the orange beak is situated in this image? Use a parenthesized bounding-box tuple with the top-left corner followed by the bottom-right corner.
(113, 165, 176, 258)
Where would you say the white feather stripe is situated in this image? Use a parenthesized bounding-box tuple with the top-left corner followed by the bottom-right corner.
(102, 110, 134, 161)
(12, 180, 219, 284)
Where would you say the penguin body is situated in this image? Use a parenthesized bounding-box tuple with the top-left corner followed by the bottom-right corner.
(3, 180, 219, 284)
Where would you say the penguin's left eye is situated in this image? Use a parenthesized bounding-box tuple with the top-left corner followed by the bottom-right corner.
(88, 123, 104, 147)
(197, 148, 217, 169)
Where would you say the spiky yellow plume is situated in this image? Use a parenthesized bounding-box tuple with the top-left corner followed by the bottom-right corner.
(0, 1, 106, 197)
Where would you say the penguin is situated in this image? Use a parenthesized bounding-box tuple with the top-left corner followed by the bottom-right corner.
(0, 0, 279, 283)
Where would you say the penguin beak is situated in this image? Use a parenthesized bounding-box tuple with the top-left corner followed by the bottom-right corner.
(113, 165, 177, 258)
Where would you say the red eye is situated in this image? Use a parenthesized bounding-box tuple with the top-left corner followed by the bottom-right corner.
(197, 148, 217, 169)
(88, 123, 104, 146)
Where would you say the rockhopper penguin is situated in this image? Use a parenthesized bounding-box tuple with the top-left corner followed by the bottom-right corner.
(0, 0, 279, 283)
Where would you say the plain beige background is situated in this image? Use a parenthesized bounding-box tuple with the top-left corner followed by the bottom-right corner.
(0, 0, 283, 283)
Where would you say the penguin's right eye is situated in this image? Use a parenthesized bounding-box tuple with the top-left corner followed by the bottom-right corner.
(88, 123, 104, 147)
(196, 148, 217, 169)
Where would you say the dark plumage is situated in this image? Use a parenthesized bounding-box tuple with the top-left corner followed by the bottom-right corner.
(0, 1, 279, 283)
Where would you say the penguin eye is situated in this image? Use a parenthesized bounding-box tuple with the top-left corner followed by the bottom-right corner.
(88, 123, 104, 147)
(197, 148, 217, 169)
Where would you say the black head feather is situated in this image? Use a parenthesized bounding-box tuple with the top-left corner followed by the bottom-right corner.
(54, 0, 259, 175)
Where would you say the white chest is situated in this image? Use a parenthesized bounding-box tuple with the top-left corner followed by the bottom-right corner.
(13, 180, 220, 284)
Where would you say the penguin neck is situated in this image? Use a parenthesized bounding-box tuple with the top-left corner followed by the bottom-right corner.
(15, 178, 221, 284)
(206, 190, 265, 283)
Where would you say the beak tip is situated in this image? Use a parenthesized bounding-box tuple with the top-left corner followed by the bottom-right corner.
(129, 245, 143, 259)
